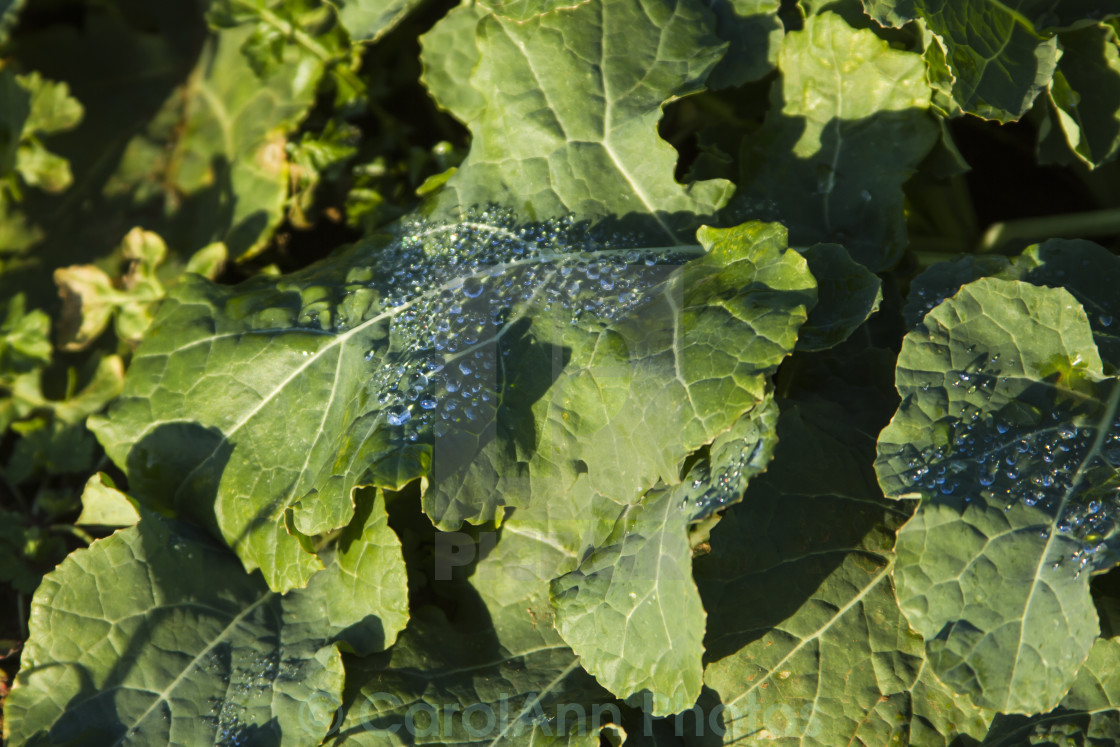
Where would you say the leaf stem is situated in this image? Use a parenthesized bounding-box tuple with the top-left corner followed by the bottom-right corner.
(50, 523, 95, 545)
(979, 207, 1120, 252)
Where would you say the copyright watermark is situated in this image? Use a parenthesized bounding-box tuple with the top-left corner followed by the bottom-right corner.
(304, 690, 827, 740)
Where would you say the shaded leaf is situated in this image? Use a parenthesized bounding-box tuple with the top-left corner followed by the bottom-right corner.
(326, 0, 425, 42)
(0, 0, 23, 46)
(864, 0, 1120, 122)
(795, 242, 882, 351)
(703, 0, 784, 89)
(328, 496, 613, 746)
(4, 497, 407, 745)
(729, 11, 938, 271)
(1048, 24, 1120, 168)
(695, 398, 924, 744)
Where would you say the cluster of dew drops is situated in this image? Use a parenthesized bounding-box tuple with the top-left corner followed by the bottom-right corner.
(902, 352, 1120, 577)
(355, 210, 694, 442)
(199, 650, 295, 746)
(680, 440, 766, 521)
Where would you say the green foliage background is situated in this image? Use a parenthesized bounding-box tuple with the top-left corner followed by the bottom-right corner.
(1, 0, 1120, 745)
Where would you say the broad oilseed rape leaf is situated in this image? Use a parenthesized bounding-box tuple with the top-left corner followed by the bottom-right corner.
(90, 217, 815, 595)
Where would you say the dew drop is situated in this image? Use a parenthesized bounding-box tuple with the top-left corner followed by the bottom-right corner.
(387, 405, 411, 427)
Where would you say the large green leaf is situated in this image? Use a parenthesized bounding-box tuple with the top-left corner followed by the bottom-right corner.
(3, 495, 407, 746)
(729, 11, 938, 271)
(1048, 24, 1120, 168)
(548, 402, 779, 717)
(863, 0, 1120, 122)
(418, 0, 735, 244)
(695, 398, 927, 744)
(90, 217, 814, 593)
(877, 276, 1120, 714)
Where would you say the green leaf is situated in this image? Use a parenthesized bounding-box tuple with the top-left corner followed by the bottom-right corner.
(1048, 25, 1120, 168)
(864, 0, 1120, 122)
(328, 499, 613, 746)
(74, 472, 140, 528)
(1011, 239, 1120, 367)
(418, 0, 735, 244)
(903, 239, 1120, 364)
(549, 400, 778, 716)
(729, 11, 938, 271)
(90, 217, 814, 592)
(0, 70, 81, 195)
(703, 0, 783, 89)
(877, 277, 1120, 714)
(4, 496, 407, 745)
(795, 242, 882, 351)
(418, 4, 487, 125)
(980, 636, 1120, 745)
(326, 0, 425, 42)
(551, 487, 705, 717)
(902, 253, 1015, 328)
(695, 398, 925, 743)
(907, 664, 994, 746)
(159, 21, 323, 258)
(0, 293, 50, 373)
(19, 71, 83, 136)
(4, 515, 340, 745)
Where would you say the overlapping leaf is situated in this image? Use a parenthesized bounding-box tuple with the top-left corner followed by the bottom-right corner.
(327, 501, 613, 746)
(864, 0, 1120, 122)
(694, 398, 927, 744)
(419, 0, 735, 244)
(903, 238, 1120, 364)
(729, 11, 938, 271)
(877, 276, 1120, 714)
(90, 217, 815, 592)
(1047, 24, 1120, 168)
(3, 493, 407, 746)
